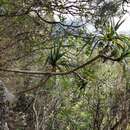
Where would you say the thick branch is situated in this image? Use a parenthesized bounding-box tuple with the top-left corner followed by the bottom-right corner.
(0, 55, 100, 76)
(0, 54, 126, 76)
(100, 52, 129, 61)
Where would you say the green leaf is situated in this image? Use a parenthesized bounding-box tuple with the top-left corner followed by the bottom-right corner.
(114, 19, 125, 31)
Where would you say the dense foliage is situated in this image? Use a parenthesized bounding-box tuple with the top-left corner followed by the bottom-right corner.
(0, 0, 130, 130)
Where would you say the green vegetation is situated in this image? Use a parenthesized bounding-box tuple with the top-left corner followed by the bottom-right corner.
(0, 0, 130, 130)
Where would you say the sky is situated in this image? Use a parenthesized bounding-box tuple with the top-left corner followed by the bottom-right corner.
(54, 2, 130, 35)
(112, 3, 130, 35)
(117, 14, 130, 34)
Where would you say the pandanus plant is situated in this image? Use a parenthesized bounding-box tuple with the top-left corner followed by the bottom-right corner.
(92, 18, 130, 61)
(47, 38, 66, 68)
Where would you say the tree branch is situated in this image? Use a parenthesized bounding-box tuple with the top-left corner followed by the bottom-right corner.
(0, 53, 127, 76)
(35, 10, 85, 28)
(0, 55, 100, 76)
